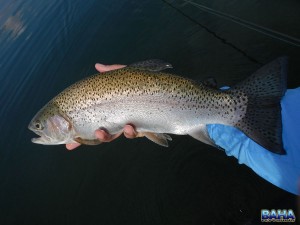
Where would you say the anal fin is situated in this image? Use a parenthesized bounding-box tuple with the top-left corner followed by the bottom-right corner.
(138, 132, 172, 147)
(188, 125, 218, 148)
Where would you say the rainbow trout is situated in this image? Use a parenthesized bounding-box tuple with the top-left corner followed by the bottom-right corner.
(28, 58, 287, 154)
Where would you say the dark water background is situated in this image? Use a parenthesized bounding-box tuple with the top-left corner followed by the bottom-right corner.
(0, 0, 299, 224)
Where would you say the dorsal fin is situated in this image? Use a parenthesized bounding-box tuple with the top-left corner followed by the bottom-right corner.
(202, 77, 218, 89)
(129, 59, 173, 72)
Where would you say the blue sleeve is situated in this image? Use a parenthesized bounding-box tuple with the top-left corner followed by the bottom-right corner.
(207, 88, 300, 195)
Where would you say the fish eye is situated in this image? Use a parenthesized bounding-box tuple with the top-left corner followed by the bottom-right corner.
(35, 121, 43, 130)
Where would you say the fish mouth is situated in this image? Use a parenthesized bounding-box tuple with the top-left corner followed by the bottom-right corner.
(31, 136, 47, 144)
(30, 132, 50, 144)
(28, 126, 50, 144)
(29, 126, 68, 145)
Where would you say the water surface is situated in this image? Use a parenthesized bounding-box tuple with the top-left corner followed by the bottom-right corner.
(0, 0, 299, 224)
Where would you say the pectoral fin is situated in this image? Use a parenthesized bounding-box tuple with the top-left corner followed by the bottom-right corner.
(188, 125, 218, 148)
(74, 137, 102, 145)
(139, 132, 172, 147)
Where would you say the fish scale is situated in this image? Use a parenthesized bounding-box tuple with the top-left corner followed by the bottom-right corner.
(28, 58, 287, 154)
(80, 70, 225, 110)
(53, 68, 236, 129)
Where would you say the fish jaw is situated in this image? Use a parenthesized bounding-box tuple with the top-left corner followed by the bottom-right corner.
(30, 131, 76, 145)
(28, 125, 52, 144)
(28, 103, 76, 145)
(28, 126, 69, 145)
(31, 137, 73, 145)
(31, 136, 51, 144)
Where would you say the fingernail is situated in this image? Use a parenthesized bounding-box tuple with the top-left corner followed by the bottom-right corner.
(124, 126, 137, 138)
(95, 130, 111, 141)
(95, 130, 104, 140)
(96, 63, 105, 66)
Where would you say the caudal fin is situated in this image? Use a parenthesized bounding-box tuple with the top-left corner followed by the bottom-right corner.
(230, 57, 287, 154)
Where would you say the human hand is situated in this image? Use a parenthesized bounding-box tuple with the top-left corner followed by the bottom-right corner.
(207, 88, 300, 195)
(66, 63, 138, 150)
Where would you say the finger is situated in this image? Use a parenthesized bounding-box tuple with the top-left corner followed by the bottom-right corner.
(123, 124, 138, 139)
(95, 129, 122, 142)
(66, 142, 81, 150)
(95, 63, 126, 73)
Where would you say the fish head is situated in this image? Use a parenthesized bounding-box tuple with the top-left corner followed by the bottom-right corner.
(28, 102, 73, 145)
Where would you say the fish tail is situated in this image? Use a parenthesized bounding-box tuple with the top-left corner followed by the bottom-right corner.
(230, 57, 287, 154)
